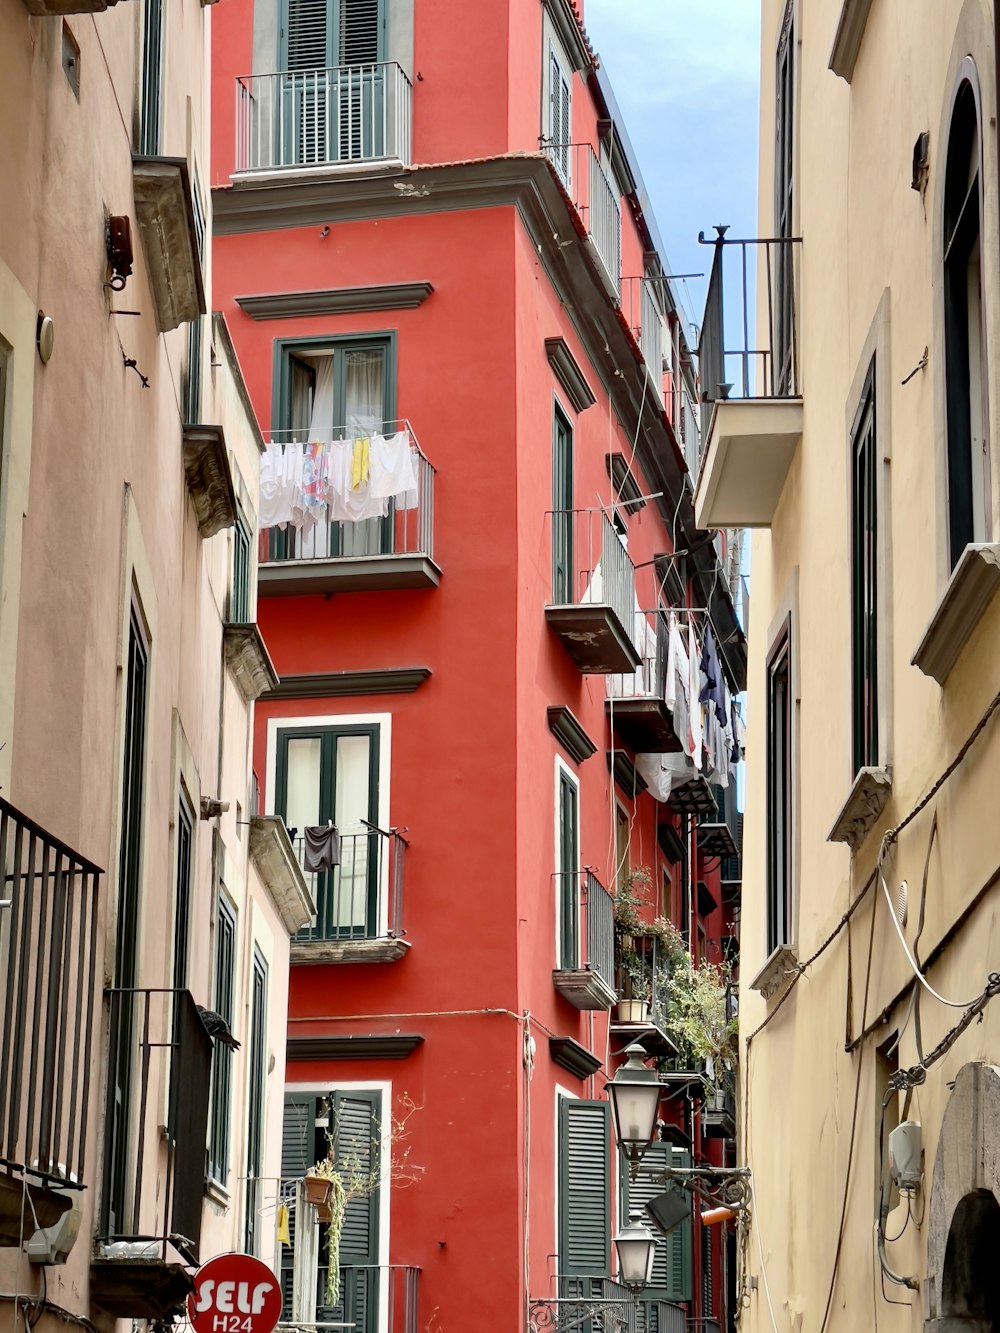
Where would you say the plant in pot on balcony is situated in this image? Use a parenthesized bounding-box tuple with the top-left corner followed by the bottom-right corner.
(665, 956, 738, 1099)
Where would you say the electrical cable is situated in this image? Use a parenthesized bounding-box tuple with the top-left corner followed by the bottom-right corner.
(877, 834, 980, 1008)
(749, 1180, 781, 1333)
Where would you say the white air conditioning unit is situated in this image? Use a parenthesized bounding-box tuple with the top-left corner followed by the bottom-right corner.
(26, 1182, 82, 1266)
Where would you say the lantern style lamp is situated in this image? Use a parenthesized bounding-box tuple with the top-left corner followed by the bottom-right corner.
(613, 1210, 657, 1294)
(607, 1042, 659, 1169)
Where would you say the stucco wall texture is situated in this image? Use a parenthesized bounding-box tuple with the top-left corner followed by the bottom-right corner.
(740, 0, 1000, 1329)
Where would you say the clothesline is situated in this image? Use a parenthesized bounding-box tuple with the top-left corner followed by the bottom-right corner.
(259, 429, 420, 532)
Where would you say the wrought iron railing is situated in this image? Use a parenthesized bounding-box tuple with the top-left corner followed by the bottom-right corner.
(607, 614, 669, 703)
(697, 226, 802, 440)
(259, 422, 434, 566)
(616, 935, 674, 1037)
(235, 62, 412, 172)
(548, 508, 640, 656)
(554, 870, 615, 993)
(0, 797, 101, 1191)
(542, 142, 621, 293)
(98, 988, 213, 1263)
(291, 823, 407, 944)
(531, 1276, 642, 1332)
(621, 277, 668, 404)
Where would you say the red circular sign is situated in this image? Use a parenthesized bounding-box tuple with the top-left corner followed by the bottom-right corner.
(188, 1253, 283, 1333)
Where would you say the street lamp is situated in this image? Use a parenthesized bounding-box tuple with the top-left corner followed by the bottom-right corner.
(613, 1210, 657, 1293)
(607, 1042, 659, 1170)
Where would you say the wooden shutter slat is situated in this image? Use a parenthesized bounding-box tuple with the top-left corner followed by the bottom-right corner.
(559, 1099, 610, 1277)
(340, 0, 383, 64)
(286, 0, 330, 71)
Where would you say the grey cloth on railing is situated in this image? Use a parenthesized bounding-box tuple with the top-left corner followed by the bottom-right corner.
(303, 825, 341, 872)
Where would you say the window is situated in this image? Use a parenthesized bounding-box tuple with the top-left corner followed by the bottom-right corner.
(104, 605, 149, 1235)
(244, 948, 268, 1255)
(766, 626, 793, 956)
(944, 70, 990, 567)
(231, 511, 253, 624)
(185, 183, 205, 424)
(173, 790, 194, 992)
(551, 404, 574, 604)
(851, 361, 878, 773)
(281, 1090, 382, 1332)
(281, 0, 388, 165)
(774, 0, 795, 392)
(208, 894, 237, 1185)
(621, 1142, 692, 1303)
(547, 42, 572, 183)
(276, 722, 381, 938)
(269, 336, 394, 561)
(558, 1098, 609, 1288)
(615, 803, 630, 896)
(139, 0, 164, 156)
(556, 765, 580, 967)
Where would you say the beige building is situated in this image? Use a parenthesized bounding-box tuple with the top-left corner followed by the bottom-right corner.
(0, 2, 309, 1330)
(695, 0, 1000, 1327)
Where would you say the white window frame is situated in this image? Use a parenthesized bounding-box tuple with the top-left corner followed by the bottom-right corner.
(553, 755, 580, 968)
(285, 1078, 392, 1333)
(265, 711, 392, 931)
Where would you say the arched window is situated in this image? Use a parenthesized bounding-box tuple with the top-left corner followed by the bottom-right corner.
(943, 69, 990, 567)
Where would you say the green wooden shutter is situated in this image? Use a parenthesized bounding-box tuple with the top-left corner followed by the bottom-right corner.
(552, 407, 574, 603)
(280, 1095, 320, 1313)
(622, 1144, 692, 1303)
(321, 1091, 381, 1333)
(339, 0, 385, 63)
(558, 1099, 610, 1279)
(284, 0, 333, 69)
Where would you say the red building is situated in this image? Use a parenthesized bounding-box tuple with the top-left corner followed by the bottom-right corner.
(211, 2, 746, 1329)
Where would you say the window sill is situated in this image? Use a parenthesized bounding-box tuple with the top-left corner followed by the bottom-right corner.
(911, 543, 1000, 685)
(204, 1178, 230, 1208)
(290, 936, 411, 965)
(828, 766, 891, 852)
(749, 944, 799, 1001)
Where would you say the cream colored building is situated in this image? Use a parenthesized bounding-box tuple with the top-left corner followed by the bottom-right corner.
(0, 3, 309, 1329)
(695, 0, 1000, 1327)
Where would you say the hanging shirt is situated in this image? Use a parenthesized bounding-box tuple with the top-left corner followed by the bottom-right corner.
(259, 441, 293, 529)
(370, 431, 419, 509)
(302, 825, 341, 873)
(687, 624, 704, 768)
(699, 625, 728, 724)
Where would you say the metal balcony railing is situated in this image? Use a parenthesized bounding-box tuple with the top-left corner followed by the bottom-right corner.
(542, 141, 621, 293)
(315, 1264, 420, 1333)
(98, 988, 213, 1263)
(548, 508, 640, 655)
(608, 614, 668, 703)
(235, 62, 412, 172)
(621, 276, 669, 405)
(697, 226, 802, 425)
(531, 1276, 649, 1332)
(554, 870, 615, 994)
(259, 422, 435, 567)
(0, 797, 101, 1191)
(291, 823, 407, 945)
(616, 934, 674, 1037)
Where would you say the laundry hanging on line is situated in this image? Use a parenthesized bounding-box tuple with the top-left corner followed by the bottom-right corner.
(260, 430, 419, 531)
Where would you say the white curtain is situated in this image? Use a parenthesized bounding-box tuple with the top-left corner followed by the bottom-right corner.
(307, 357, 335, 442)
(344, 349, 384, 436)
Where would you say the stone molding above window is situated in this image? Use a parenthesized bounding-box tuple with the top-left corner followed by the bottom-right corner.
(235, 282, 433, 320)
(828, 0, 876, 82)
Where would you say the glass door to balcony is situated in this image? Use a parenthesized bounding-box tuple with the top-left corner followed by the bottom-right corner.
(269, 338, 394, 563)
(277, 723, 380, 939)
(280, 0, 386, 167)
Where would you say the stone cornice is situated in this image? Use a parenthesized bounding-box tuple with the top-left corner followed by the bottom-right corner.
(549, 1036, 603, 1080)
(235, 282, 434, 320)
(248, 815, 314, 935)
(545, 336, 597, 412)
(546, 705, 597, 764)
(286, 1034, 424, 1061)
(267, 667, 431, 700)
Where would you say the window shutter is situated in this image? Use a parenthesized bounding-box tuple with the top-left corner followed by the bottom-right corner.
(286, 0, 331, 70)
(321, 1091, 381, 1333)
(558, 1099, 610, 1278)
(622, 1144, 693, 1303)
(280, 1096, 320, 1313)
(340, 0, 384, 64)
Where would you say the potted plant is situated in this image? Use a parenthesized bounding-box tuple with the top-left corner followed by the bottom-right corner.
(665, 956, 738, 1098)
(304, 1159, 335, 1208)
(614, 869, 688, 1025)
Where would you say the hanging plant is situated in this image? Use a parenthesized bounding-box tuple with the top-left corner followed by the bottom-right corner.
(325, 1174, 347, 1308)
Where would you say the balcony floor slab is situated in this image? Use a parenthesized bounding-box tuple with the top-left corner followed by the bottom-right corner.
(694, 398, 803, 529)
(546, 604, 641, 674)
(260, 554, 440, 596)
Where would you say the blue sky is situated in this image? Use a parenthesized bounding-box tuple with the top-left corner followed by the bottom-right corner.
(583, 0, 761, 341)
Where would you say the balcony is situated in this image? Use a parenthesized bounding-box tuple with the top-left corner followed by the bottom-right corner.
(543, 142, 621, 296)
(235, 63, 412, 175)
(552, 871, 617, 1010)
(620, 275, 668, 405)
(92, 988, 213, 1320)
(531, 1277, 685, 1332)
(607, 615, 684, 753)
(546, 509, 641, 674)
(612, 934, 679, 1059)
(258, 423, 438, 595)
(702, 1078, 736, 1140)
(290, 823, 410, 964)
(694, 227, 803, 529)
(132, 157, 207, 333)
(0, 797, 101, 1245)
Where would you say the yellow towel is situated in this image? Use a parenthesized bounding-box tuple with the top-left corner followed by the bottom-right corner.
(351, 437, 370, 489)
(276, 1203, 291, 1245)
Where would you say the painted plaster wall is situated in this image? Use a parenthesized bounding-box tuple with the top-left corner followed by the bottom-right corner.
(0, 4, 292, 1323)
(741, 1, 1000, 1329)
